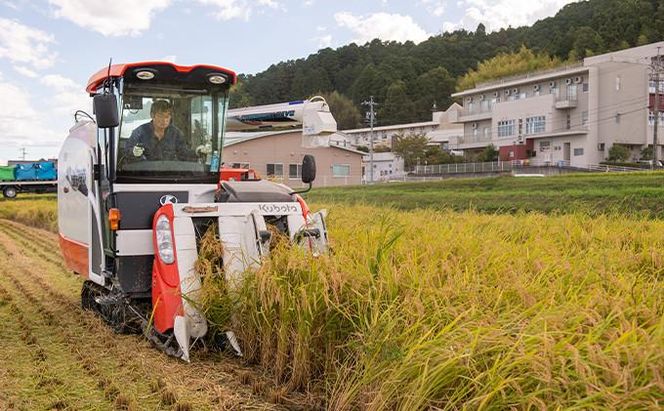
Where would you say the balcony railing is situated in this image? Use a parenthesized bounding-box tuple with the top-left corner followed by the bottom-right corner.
(554, 94, 578, 109)
(459, 103, 493, 118)
(458, 131, 492, 145)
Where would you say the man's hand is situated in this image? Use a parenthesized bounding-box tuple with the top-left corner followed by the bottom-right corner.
(132, 145, 145, 157)
(196, 143, 212, 155)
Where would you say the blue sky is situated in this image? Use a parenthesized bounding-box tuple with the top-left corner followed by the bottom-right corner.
(0, 0, 577, 162)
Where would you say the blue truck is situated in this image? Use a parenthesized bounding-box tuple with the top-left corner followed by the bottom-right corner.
(0, 161, 57, 199)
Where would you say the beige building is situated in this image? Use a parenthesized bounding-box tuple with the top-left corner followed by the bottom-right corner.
(223, 130, 364, 187)
(452, 42, 664, 166)
(340, 103, 463, 150)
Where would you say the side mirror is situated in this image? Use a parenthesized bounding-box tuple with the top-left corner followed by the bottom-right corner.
(302, 154, 316, 184)
(93, 94, 119, 128)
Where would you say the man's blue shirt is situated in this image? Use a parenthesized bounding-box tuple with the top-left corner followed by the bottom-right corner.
(126, 121, 194, 161)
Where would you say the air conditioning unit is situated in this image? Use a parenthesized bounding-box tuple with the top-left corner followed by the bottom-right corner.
(472, 122, 478, 129)
(549, 81, 557, 88)
(574, 76, 583, 84)
(466, 97, 473, 103)
(565, 78, 573, 85)
(479, 94, 485, 101)
(517, 135, 524, 143)
(533, 84, 541, 91)
(504, 89, 511, 96)
(493, 91, 500, 97)
(512, 88, 519, 94)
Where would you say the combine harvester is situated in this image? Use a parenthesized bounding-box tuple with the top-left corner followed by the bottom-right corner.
(58, 62, 335, 361)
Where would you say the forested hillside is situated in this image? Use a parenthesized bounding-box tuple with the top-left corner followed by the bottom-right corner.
(231, 0, 664, 127)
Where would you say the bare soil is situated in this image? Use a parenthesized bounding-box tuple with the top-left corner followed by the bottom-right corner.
(0, 219, 293, 411)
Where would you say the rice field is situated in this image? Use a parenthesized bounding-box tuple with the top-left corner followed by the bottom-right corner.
(0, 175, 663, 409)
(206, 205, 663, 409)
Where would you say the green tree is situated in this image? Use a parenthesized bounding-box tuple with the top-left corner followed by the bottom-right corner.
(392, 132, 429, 170)
(608, 144, 631, 161)
(424, 146, 462, 164)
(570, 26, 604, 59)
(381, 80, 416, 125)
(457, 45, 565, 91)
(229, 76, 253, 108)
(321, 91, 362, 130)
(412, 67, 455, 120)
(640, 145, 653, 160)
(477, 144, 499, 162)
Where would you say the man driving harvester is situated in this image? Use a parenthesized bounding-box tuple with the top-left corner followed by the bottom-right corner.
(126, 99, 196, 161)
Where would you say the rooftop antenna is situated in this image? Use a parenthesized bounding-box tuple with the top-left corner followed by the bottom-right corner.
(19, 147, 27, 161)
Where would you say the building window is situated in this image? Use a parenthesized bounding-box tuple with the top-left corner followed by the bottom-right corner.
(551, 86, 560, 98)
(497, 120, 515, 137)
(539, 141, 551, 152)
(582, 111, 589, 126)
(567, 84, 577, 100)
(525, 116, 545, 135)
(266, 163, 283, 177)
(483, 127, 490, 139)
(649, 111, 664, 125)
(598, 143, 605, 151)
(231, 162, 250, 169)
(574, 148, 584, 156)
(616, 76, 621, 91)
(583, 83, 589, 92)
(332, 164, 351, 177)
(288, 164, 302, 179)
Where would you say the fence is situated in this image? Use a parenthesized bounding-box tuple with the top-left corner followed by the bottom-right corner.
(413, 161, 648, 176)
(414, 161, 512, 175)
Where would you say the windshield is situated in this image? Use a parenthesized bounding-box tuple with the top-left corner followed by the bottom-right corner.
(117, 84, 228, 183)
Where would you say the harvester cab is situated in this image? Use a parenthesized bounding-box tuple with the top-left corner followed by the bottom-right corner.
(58, 62, 332, 361)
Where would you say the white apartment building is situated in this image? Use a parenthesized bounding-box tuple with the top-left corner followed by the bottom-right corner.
(341, 103, 463, 150)
(451, 42, 664, 166)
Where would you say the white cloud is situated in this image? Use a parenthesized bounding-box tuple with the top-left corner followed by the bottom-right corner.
(196, 0, 281, 21)
(314, 34, 332, 49)
(420, 0, 446, 17)
(49, 0, 172, 37)
(13, 65, 39, 78)
(0, 18, 56, 70)
(334, 12, 429, 44)
(258, 0, 279, 7)
(446, 0, 578, 32)
(0, 81, 61, 151)
(40, 74, 89, 116)
(0, 73, 89, 159)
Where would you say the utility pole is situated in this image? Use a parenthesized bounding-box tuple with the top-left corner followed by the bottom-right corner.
(362, 96, 378, 183)
(19, 147, 27, 161)
(651, 47, 662, 168)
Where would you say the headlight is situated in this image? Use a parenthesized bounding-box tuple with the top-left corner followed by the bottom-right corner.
(155, 215, 175, 264)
